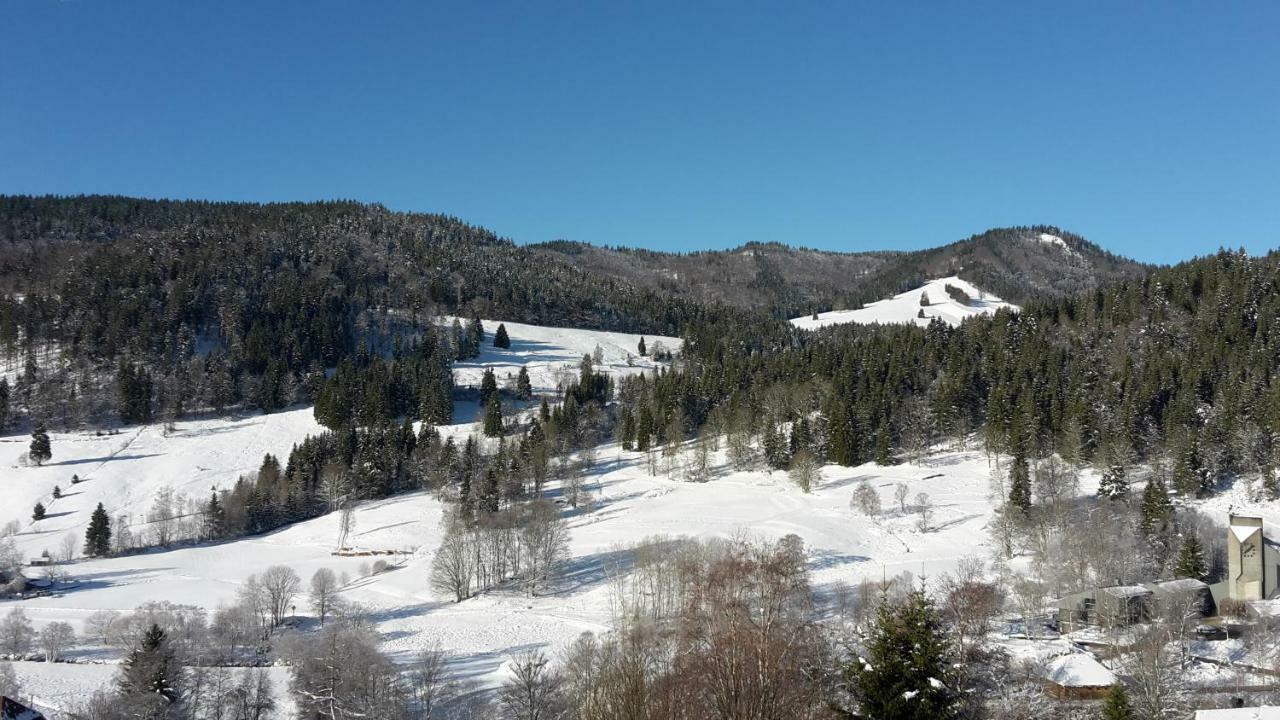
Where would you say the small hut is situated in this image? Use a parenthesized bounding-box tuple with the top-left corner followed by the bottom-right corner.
(1043, 653, 1116, 699)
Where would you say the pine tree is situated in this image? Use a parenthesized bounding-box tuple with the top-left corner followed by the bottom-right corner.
(494, 323, 511, 349)
(204, 492, 226, 540)
(117, 623, 181, 709)
(0, 377, 10, 430)
(52, 484, 61, 499)
(481, 468, 500, 514)
(84, 502, 112, 557)
(1174, 534, 1207, 581)
(847, 588, 959, 720)
(469, 316, 485, 356)
(480, 368, 498, 406)
(1099, 463, 1129, 501)
(1139, 476, 1172, 538)
(874, 423, 893, 465)
(32, 502, 45, 521)
(29, 422, 51, 466)
(1101, 683, 1135, 720)
(483, 394, 504, 437)
(637, 337, 647, 357)
(516, 366, 533, 400)
(1008, 450, 1032, 513)
(636, 406, 654, 452)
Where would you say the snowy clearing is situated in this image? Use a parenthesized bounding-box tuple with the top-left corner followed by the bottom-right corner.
(790, 276, 1018, 330)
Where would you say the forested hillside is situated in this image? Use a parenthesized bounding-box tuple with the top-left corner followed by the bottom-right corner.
(532, 225, 1148, 317)
(639, 248, 1280, 500)
(0, 196, 732, 428)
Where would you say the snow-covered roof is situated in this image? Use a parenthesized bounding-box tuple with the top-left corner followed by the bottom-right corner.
(1044, 653, 1116, 688)
(1151, 578, 1209, 592)
(1232, 525, 1262, 544)
(1247, 600, 1280, 618)
(1102, 585, 1152, 599)
(1195, 707, 1280, 720)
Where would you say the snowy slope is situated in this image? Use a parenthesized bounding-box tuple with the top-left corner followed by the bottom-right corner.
(447, 318, 679, 395)
(4, 445, 1031, 696)
(0, 320, 679, 562)
(0, 408, 326, 562)
(790, 276, 1019, 330)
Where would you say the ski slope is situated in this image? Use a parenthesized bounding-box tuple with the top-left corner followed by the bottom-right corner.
(790, 276, 1018, 330)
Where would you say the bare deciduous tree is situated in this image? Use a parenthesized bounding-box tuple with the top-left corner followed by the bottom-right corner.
(259, 565, 301, 627)
(0, 608, 34, 656)
(431, 512, 475, 602)
(501, 649, 564, 720)
(39, 621, 75, 662)
(851, 480, 881, 517)
(915, 492, 932, 532)
(309, 567, 339, 626)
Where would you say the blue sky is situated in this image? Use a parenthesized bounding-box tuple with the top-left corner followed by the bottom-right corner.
(1, 2, 1276, 263)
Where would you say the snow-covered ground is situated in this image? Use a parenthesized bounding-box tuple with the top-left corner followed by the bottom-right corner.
(0, 408, 327, 563)
(5, 661, 293, 718)
(0, 320, 679, 562)
(5, 443, 1015, 699)
(790, 276, 1018, 330)
(2, 317, 1080, 711)
(447, 317, 678, 396)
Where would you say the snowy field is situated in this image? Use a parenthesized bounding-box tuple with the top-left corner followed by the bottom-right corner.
(447, 317, 677, 395)
(4, 662, 294, 718)
(790, 276, 1018, 330)
(0, 318, 1051, 713)
(4, 443, 1022, 702)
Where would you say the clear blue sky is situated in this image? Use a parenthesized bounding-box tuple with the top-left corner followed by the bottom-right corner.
(1, 2, 1276, 263)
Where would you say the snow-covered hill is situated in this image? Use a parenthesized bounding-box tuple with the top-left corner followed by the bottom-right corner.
(0, 320, 680, 562)
(790, 276, 1019, 330)
(5, 444, 1025, 696)
(448, 318, 677, 395)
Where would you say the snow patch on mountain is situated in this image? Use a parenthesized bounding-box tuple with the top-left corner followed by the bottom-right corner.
(790, 276, 1019, 330)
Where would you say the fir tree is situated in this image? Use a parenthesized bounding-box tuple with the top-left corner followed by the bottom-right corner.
(483, 394, 504, 437)
(469, 316, 485, 356)
(481, 468, 500, 514)
(479, 368, 498, 406)
(0, 377, 10, 430)
(1174, 534, 1207, 581)
(637, 337, 647, 357)
(494, 323, 511, 349)
(204, 492, 226, 540)
(847, 588, 959, 720)
(32, 502, 45, 521)
(84, 502, 112, 557)
(117, 623, 181, 710)
(29, 422, 51, 466)
(52, 484, 61, 499)
(516, 366, 533, 400)
(1098, 463, 1129, 501)
(874, 423, 893, 466)
(1101, 683, 1135, 720)
(1008, 450, 1032, 513)
(1139, 476, 1172, 538)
